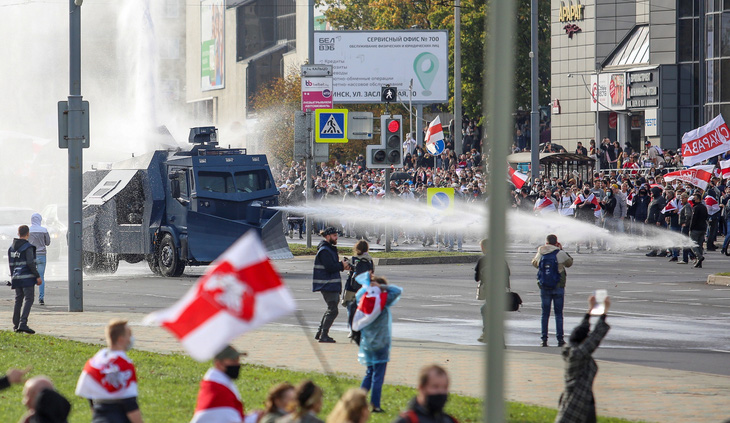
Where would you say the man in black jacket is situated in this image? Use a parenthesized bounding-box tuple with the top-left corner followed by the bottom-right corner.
(645, 187, 667, 257)
(689, 193, 709, 268)
(8, 225, 42, 334)
(312, 227, 351, 343)
(393, 365, 457, 423)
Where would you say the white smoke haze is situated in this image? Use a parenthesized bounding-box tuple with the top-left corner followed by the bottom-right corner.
(276, 200, 696, 251)
(0, 0, 193, 211)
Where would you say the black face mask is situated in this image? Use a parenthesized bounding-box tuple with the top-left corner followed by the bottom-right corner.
(425, 394, 448, 414)
(224, 364, 241, 380)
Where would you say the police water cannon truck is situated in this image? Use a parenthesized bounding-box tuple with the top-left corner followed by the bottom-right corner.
(81, 126, 292, 276)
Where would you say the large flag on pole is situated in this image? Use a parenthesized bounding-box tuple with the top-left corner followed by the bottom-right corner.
(508, 167, 528, 189)
(663, 165, 714, 191)
(144, 232, 296, 361)
(681, 115, 730, 166)
(424, 116, 445, 155)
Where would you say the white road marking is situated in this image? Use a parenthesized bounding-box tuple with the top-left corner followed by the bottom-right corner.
(670, 289, 701, 292)
(421, 304, 453, 307)
(620, 290, 653, 293)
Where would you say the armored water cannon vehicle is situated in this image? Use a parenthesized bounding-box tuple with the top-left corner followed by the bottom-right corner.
(81, 126, 291, 276)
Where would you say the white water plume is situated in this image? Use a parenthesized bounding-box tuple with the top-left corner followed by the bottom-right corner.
(275, 200, 696, 251)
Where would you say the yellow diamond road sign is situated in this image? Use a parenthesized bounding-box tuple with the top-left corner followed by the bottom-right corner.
(427, 188, 455, 215)
(315, 109, 348, 143)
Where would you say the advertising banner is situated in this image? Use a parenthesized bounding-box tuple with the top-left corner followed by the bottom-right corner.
(590, 74, 609, 112)
(663, 165, 715, 190)
(644, 108, 658, 136)
(201, 0, 225, 91)
(301, 65, 333, 112)
(314, 30, 449, 103)
(681, 115, 730, 166)
(608, 73, 626, 110)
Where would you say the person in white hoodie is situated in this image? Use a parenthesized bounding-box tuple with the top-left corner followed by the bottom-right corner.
(532, 234, 574, 347)
(28, 213, 50, 305)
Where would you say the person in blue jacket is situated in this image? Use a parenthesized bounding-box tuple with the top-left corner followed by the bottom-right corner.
(354, 276, 402, 413)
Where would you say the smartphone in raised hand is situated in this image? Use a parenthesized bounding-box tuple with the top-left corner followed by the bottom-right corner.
(590, 289, 608, 315)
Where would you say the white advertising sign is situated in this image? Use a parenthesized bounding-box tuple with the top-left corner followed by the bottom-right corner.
(590, 74, 609, 112)
(644, 108, 658, 137)
(314, 30, 449, 103)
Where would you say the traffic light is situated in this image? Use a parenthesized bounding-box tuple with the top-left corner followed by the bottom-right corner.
(366, 115, 403, 169)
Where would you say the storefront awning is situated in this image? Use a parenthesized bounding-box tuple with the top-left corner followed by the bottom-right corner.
(603, 25, 650, 68)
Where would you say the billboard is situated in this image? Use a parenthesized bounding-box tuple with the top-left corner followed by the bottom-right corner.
(301, 65, 333, 112)
(201, 0, 225, 91)
(314, 30, 449, 104)
(590, 73, 625, 111)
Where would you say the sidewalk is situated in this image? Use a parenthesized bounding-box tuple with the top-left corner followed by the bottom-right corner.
(3, 310, 729, 423)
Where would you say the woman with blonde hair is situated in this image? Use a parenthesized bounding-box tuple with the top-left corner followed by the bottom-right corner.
(325, 388, 369, 423)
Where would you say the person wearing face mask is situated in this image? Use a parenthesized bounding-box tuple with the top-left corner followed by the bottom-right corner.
(393, 365, 456, 423)
(76, 319, 144, 423)
(191, 345, 247, 423)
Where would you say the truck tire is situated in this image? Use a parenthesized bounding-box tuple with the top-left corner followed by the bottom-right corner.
(83, 252, 118, 275)
(157, 234, 185, 277)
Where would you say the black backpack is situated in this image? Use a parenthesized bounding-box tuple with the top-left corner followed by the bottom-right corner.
(537, 250, 561, 289)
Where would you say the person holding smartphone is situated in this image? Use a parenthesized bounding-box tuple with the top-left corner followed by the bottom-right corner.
(554, 295, 611, 423)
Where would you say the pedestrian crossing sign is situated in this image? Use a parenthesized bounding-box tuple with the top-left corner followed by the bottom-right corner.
(427, 188, 455, 215)
(315, 109, 349, 143)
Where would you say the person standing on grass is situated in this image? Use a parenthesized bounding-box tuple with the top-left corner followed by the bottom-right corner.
(312, 227, 352, 344)
(28, 213, 50, 306)
(9, 225, 42, 334)
(555, 295, 611, 423)
(353, 276, 402, 413)
(393, 365, 457, 423)
(75, 319, 144, 423)
(191, 345, 246, 423)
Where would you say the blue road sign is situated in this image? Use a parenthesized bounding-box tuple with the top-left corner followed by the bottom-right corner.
(315, 109, 348, 143)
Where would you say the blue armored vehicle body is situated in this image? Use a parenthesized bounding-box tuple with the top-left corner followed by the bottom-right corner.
(81, 127, 291, 276)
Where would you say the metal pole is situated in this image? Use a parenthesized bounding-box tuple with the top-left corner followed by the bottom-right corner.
(306, 113, 313, 248)
(68, 0, 83, 312)
(409, 79, 413, 141)
(529, 0, 539, 181)
(483, 0, 515, 421)
(305, 0, 314, 248)
(454, 0, 462, 155)
(415, 104, 424, 147)
(384, 168, 391, 252)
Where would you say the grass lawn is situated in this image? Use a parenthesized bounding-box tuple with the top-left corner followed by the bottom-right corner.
(0, 332, 639, 423)
(289, 243, 477, 258)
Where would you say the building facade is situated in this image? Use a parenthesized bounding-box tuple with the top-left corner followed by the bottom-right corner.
(551, 0, 730, 153)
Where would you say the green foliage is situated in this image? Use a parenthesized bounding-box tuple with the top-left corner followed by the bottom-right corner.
(0, 332, 641, 423)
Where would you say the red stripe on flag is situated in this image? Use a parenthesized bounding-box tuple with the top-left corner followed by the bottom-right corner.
(162, 295, 221, 339)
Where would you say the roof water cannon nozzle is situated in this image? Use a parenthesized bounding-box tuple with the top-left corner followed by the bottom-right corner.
(189, 126, 218, 146)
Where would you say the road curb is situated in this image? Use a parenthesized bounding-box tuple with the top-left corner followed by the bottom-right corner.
(374, 255, 480, 266)
(706, 274, 730, 286)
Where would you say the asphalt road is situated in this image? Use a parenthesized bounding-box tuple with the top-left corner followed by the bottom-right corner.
(9, 241, 730, 377)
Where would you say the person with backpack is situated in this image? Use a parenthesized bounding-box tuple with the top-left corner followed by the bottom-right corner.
(393, 365, 457, 423)
(343, 240, 375, 341)
(532, 234, 573, 347)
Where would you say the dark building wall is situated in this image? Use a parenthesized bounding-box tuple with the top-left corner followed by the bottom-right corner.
(595, 0, 636, 65)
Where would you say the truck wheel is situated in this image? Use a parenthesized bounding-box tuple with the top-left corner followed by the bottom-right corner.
(104, 254, 119, 274)
(158, 234, 185, 277)
(83, 252, 103, 275)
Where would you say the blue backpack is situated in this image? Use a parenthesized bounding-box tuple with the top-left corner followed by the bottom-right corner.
(537, 250, 561, 289)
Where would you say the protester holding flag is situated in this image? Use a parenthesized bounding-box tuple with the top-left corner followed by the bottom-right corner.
(662, 190, 681, 261)
(678, 193, 697, 264)
(704, 181, 722, 251)
(191, 345, 246, 423)
(344, 240, 375, 341)
(313, 227, 352, 344)
(353, 276, 403, 413)
(76, 319, 143, 423)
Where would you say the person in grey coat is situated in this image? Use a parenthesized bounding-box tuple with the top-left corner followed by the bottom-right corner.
(28, 213, 50, 305)
(555, 295, 611, 423)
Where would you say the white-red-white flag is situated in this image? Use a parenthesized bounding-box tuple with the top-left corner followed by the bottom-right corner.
(720, 159, 730, 179)
(626, 191, 634, 206)
(682, 115, 730, 166)
(569, 193, 602, 217)
(351, 286, 388, 331)
(663, 165, 714, 191)
(424, 116, 445, 155)
(144, 232, 296, 361)
(661, 198, 679, 214)
(705, 195, 721, 215)
(508, 167, 528, 189)
(75, 349, 138, 400)
(534, 197, 557, 214)
(191, 368, 245, 423)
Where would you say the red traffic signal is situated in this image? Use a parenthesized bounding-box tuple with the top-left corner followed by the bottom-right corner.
(387, 120, 400, 133)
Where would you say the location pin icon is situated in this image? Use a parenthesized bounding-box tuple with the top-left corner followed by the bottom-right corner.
(413, 52, 439, 96)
